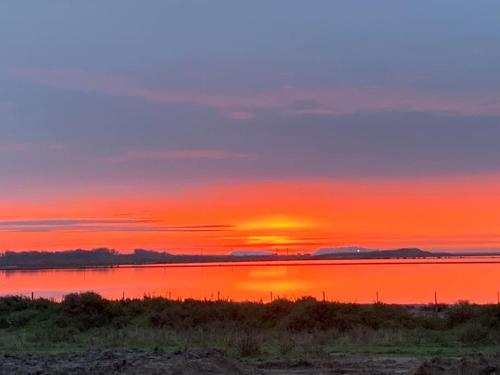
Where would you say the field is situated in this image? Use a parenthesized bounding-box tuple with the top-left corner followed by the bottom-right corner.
(1, 293, 500, 373)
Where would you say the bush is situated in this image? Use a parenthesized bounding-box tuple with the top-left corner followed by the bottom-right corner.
(446, 301, 476, 327)
(362, 304, 415, 330)
(61, 292, 112, 330)
(7, 309, 38, 328)
(278, 335, 296, 355)
(458, 322, 489, 344)
(236, 333, 261, 357)
(261, 299, 294, 328)
(150, 303, 183, 328)
(62, 292, 107, 315)
(478, 305, 500, 329)
(0, 296, 30, 313)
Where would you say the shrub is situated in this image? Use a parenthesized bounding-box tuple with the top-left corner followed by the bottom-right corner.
(446, 301, 476, 327)
(62, 292, 107, 315)
(61, 292, 112, 330)
(7, 309, 38, 328)
(361, 303, 416, 330)
(478, 304, 500, 329)
(236, 332, 261, 357)
(262, 299, 294, 327)
(457, 322, 489, 345)
(278, 335, 296, 355)
(150, 304, 184, 328)
(0, 296, 30, 313)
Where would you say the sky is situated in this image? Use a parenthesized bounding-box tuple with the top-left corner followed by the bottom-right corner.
(1, 1, 500, 253)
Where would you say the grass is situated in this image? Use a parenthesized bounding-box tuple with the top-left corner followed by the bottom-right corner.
(1, 293, 500, 358)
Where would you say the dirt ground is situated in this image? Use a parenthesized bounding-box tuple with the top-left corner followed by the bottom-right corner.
(0, 350, 499, 375)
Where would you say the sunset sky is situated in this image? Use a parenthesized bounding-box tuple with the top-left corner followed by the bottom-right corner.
(2, 1, 500, 253)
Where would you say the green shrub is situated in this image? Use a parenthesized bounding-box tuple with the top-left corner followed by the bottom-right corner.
(457, 322, 489, 344)
(7, 309, 38, 328)
(62, 292, 107, 315)
(278, 335, 296, 355)
(61, 292, 112, 330)
(446, 301, 476, 327)
(236, 332, 261, 357)
(0, 296, 30, 313)
(478, 304, 500, 329)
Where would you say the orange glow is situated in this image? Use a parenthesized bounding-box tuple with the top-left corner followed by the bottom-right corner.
(3, 175, 500, 252)
(244, 235, 299, 246)
(237, 215, 316, 231)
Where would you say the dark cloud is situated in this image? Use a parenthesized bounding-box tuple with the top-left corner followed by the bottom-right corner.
(0, 220, 233, 233)
(0, 219, 149, 226)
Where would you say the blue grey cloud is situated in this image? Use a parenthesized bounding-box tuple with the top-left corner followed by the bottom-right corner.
(0, 219, 233, 233)
(2, 0, 500, 197)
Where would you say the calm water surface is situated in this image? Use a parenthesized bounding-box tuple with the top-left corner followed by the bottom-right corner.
(2, 258, 500, 304)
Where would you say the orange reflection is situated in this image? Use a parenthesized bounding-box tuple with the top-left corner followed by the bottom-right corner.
(2, 259, 500, 304)
(240, 266, 312, 296)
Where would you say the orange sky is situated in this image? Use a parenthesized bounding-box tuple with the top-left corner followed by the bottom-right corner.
(2, 175, 500, 253)
(3, 1, 500, 258)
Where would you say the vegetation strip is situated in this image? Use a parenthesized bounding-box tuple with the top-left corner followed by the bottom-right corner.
(0, 293, 499, 357)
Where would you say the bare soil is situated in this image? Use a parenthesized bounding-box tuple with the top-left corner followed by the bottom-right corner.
(1, 350, 499, 375)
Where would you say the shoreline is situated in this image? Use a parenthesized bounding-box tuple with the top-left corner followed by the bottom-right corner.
(2, 253, 500, 272)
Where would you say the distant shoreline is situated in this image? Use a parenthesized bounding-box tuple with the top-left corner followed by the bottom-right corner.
(1, 247, 500, 271)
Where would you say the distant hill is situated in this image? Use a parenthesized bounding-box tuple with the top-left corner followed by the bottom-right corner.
(313, 247, 374, 256)
(377, 248, 437, 258)
(312, 247, 442, 259)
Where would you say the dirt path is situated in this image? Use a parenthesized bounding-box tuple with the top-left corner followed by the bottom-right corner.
(0, 350, 499, 374)
(257, 354, 421, 374)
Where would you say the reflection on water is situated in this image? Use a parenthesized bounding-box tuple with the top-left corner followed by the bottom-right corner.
(1, 258, 500, 304)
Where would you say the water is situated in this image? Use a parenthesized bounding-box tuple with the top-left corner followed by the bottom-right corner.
(2, 258, 500, 304)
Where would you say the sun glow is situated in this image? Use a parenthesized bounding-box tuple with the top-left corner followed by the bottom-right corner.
(5, 177, 500, 252)
(237, 215, 316, 231)
(245, 235, 298, 246)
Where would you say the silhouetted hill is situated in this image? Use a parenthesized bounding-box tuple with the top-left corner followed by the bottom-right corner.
(314, 248, 443, 259)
